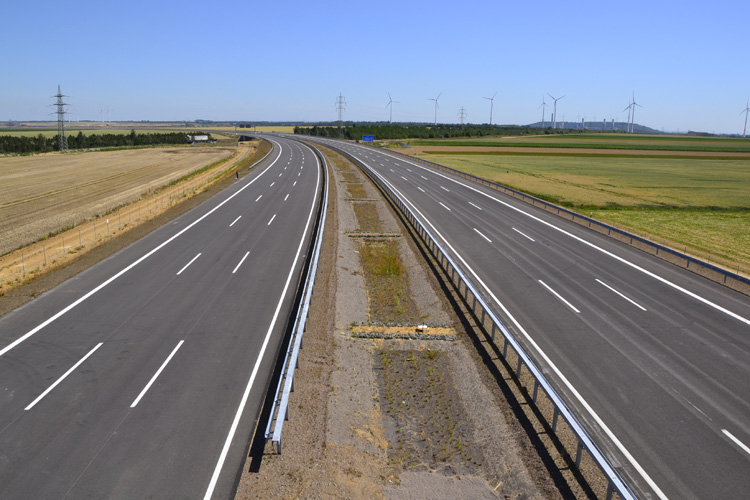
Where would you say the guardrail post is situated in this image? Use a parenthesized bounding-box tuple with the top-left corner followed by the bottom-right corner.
(605, 482, 614, 500)
(516, 357, 523, 377)
(503, 338, 509, 358)
(490, 323, 496, 340)
(575, 440, 584, 467)
(552, 407, 560, 432)
(532, 380, 540, 402)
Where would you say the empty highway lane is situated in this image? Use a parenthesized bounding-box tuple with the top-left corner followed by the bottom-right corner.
(311, 138, 750, 500)
(0, 136, 324, 499)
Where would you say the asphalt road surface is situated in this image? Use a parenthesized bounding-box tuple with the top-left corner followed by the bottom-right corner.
(0, 136, 323, 499)
(310, 137, 750, 500)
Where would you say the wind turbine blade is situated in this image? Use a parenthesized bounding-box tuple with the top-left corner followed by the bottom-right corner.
(437, 92, 442, 100)
(492, 91, 498, 99)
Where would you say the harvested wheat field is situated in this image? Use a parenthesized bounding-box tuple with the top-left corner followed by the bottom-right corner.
(0, 146, 239, 255)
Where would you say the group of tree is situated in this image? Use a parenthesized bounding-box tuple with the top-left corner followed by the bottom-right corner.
(0, 130, 212, 154)
(293, 123, 586, 140)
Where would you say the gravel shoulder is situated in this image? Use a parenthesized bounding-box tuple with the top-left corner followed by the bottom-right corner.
(235, 145, 565, 499)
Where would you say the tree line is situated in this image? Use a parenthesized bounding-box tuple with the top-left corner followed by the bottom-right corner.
(293, 123, 583, 140)
(0, 130, 212, 154)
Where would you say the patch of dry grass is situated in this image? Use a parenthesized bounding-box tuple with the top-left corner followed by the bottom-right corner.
(360, 241, 419, 322)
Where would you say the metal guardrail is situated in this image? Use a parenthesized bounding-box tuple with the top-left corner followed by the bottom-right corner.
(327, 141, 637, 500)
(263, 141, 329, 454)
(385, 148, 749, 292)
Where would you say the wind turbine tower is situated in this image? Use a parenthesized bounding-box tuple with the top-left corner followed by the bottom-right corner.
(538, 96, 547, 128)
(627, 93, 642, 133)
(623, 97, 634, 133)
(741, 100, 750, 137)
(548, 94, 565, 129)
(429, 92, 442, 125)
(386, 92, 399, 123)
(483, 91, 497, 125)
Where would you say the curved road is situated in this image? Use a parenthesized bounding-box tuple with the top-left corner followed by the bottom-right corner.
(310, 137, 750, 500)
(0, 136, 323, 499)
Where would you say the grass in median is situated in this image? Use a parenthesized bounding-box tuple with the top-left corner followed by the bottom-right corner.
(360, 240, 419, 322)
(424, 153, 750, 272)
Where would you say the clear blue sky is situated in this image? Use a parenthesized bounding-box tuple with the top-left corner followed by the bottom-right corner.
(3, 0, 749, 134)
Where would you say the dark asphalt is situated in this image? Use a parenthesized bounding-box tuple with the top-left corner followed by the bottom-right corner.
(0, 136, 323, 499)
(312, 138, 750, 500)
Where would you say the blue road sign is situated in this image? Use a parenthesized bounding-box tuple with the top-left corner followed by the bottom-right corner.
(362, 135, 374, 142)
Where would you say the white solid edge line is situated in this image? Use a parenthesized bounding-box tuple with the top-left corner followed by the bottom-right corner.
(176, 253, 202, 276)
(358, 156, 670, 500)
(0, 141, 284, 358)
(379, 149, 750, 327)
(539, 280, 581, 314)
(229, 215, 242, 227)
(130, 340, 184, 408)
(232, 252, 250, 274)
(596, 279, 647, 311)
(203, 144, 321, 500)
(25, 343, 104, 410)
(512, 227, 535, 242)
(722, 429, 750, 456)
(473, 227, 492, 243)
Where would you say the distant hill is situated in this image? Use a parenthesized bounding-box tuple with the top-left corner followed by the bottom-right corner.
(526, 121, 661, 134)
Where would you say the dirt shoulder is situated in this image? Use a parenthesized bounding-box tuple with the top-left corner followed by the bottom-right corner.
(235, 145, 572, 499)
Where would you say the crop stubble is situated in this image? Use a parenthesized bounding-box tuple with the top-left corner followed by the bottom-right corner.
(0, 146, 238, 256)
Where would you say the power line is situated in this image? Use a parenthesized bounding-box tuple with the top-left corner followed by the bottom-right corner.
(52, 85, 69, 151)
(458, 106, 467, 126)
(335, 92, 346, 138)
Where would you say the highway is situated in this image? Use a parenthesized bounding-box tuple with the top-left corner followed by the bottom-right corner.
(0, 136, 323, 499)
(309, 137, 750, 500)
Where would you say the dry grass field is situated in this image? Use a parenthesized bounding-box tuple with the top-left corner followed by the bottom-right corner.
(0, 146, 239, 256)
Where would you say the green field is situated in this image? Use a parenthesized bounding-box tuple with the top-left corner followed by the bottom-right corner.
(422, 152, 750, 273)
(412, 134, 750, 153)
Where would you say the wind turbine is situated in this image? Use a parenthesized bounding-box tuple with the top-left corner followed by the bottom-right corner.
(483, 91, 498, 125)
(740, 99, 750, 137)
(428, 92, 442, 125)
(627, 93, 642, 133)
(548, 94, 565, 129)
(538, 96, 548, 128)
(623, 99, 633, 132)
(385, 92, 399, 123)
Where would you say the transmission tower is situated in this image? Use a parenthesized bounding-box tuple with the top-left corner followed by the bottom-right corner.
(458, 106, 467, 126)
(335, 92, 346, 138)
(53, 85, 69, 151)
